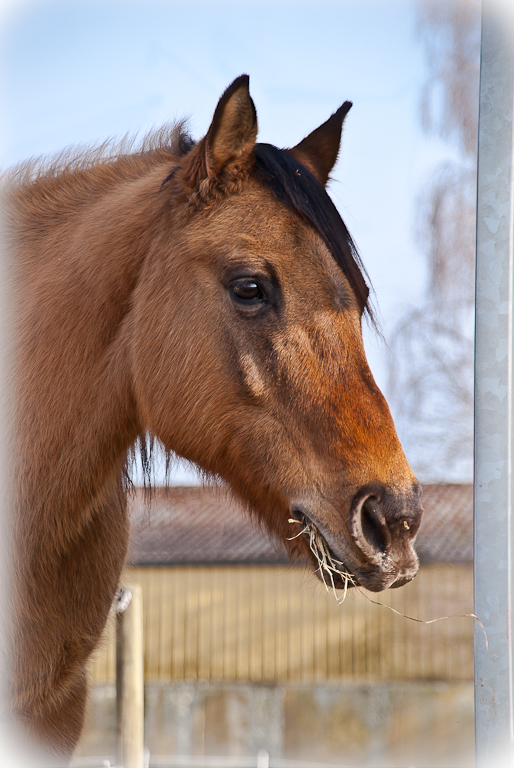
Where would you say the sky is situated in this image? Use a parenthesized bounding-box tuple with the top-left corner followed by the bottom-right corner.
(0, 0, 460, 483)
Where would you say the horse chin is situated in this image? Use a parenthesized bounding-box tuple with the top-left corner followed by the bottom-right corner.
(308, 551, 361, 592)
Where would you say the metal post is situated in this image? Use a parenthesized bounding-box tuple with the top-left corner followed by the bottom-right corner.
(474, 1, 514, 765)
(115, 585, 145, 768)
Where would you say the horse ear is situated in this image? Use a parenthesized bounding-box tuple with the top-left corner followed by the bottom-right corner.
(205, 74, 258, 175)
(287, 101, 352, 186)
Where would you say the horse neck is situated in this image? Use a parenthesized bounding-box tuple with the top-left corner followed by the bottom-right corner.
(13, 160, 173, 547)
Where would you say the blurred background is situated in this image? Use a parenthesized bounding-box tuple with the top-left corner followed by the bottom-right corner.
(1, 1, 480, 766)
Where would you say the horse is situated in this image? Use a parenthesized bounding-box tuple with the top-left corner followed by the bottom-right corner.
(4, 75, 423, 762)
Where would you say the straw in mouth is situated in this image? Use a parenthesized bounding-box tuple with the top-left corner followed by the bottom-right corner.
(288, 516, 356, 603)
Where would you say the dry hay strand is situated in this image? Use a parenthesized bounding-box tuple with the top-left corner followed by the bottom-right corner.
(288, 516, 356, 604)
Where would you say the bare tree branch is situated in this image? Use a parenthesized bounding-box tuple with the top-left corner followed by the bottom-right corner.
(388, 0, 480, 482)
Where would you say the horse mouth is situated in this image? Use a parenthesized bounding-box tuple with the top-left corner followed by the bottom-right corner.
(288, 513, 360, 595)
(289, 503, 420, 594)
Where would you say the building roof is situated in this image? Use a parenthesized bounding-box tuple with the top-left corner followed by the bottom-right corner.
(414, 483, 473, 564)
(127, 483, 473, 567)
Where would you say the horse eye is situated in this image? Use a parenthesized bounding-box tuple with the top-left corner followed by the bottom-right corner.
(231, 279, 264, 304)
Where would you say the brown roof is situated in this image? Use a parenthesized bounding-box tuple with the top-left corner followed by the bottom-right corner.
(127, 483, 473, 567)
(128, 486, 289, 566)
(414, 483, 473, 564)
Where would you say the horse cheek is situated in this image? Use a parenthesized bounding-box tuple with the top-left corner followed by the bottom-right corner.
(130, 282, 228, 459)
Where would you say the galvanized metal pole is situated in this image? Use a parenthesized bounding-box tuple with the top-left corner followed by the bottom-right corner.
(474, 1, 514, 766)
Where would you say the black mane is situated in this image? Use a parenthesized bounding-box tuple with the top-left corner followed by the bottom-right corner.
(253, 143, 374, 323)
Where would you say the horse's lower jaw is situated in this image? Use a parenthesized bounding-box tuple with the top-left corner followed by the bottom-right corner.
(290, 511, 361, 591)
(352, 562, 419, 593)
(307, 538, 419, 593)
(302, 540, 360, 591)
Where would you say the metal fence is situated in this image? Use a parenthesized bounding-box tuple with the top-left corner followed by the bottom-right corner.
(90, 563, 474, 687)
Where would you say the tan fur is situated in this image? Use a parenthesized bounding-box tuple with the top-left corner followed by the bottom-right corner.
(5, 76, 422, 760)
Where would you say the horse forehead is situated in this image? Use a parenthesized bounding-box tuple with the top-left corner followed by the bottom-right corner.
(205, 215, 332, 280)
(191, 187, 346, 287)
(202, 185, 319, 251)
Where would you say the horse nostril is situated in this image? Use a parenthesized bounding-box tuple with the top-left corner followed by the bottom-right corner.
(360, 498, 388, 554)
(350, 485, 392, 564)
(348, 483, 423, 586)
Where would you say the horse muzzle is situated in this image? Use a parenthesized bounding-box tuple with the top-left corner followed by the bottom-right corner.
(291, 482, 423, 593)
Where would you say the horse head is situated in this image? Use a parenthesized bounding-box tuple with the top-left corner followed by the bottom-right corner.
(132, 75, 422, 593)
